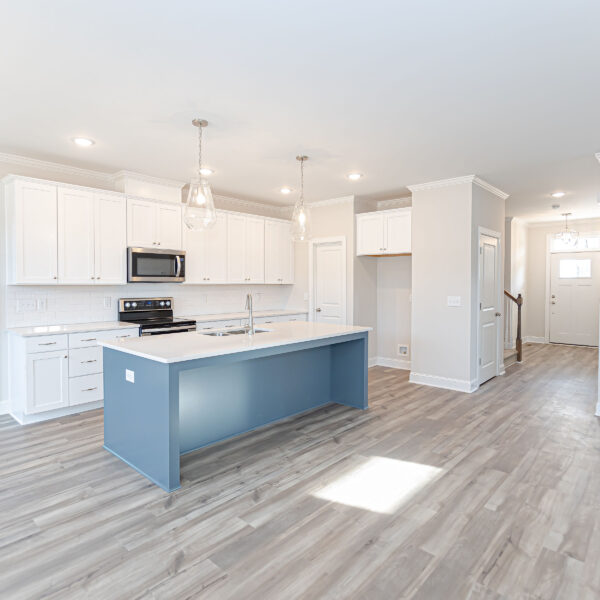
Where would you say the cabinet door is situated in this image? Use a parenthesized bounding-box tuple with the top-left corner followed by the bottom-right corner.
(58, 187, 96, 284)
(245, 216, 265, 283)
(13, 180, 58, 284)
(203, 211, 228, 283)
(182, 225, 205, 284)
(26, 350, 69, 414)
(384, 209, 411, 254)
(264, 220, 282, 283)
(227, 214, 246, 283)
(156, 203, 182, 249)
(127, 198, 156, 247)
(95, 194, 127, 284)
(356, 213, 384, 255)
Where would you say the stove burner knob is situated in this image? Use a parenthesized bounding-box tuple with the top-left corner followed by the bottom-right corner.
(132, 302, 137, 308)
(165, 300, 171, 307)
(124, 302, 131, 308)
(160, 301, 165, 307)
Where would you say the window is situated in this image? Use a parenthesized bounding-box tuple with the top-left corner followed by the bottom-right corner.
(559, 258, 591, 279)
(551, 233, 600, 252)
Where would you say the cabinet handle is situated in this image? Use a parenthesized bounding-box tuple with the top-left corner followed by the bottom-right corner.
(82, 387, 98, 392)
(157, 242, 161, 246)
(53, 276, 57, 280)
(39, 341, 57, 346)
(81, 338, 96, 342)
(316, 308, 322, 312)
(97, 277, 101, 280)
(116, 335, 131, 338)
(81, 359, 97, 363)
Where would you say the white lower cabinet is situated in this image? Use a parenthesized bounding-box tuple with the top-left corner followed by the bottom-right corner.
(9, 327, 138, 422)
(26, 350, 69, 414)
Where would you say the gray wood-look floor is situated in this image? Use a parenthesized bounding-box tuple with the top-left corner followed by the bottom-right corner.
(1, 343, 599, 599)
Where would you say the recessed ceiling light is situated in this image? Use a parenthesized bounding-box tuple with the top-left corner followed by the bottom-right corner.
(552, 204, 560, 210)
(280, 187, 293, 194)
(551, 191, 565, 198)
(199, 167, 213, 176)
(348, 172, 363, 181)
(72, 137, 95, 147)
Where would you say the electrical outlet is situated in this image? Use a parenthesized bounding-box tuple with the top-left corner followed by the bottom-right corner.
(37, 298, 47, 311)
(125, 369, 135, 383)
(398, 344, 409, 356)
(103, 296, 112, 309)
(303, 292, 309, 301)
(447, 296, 462, 307)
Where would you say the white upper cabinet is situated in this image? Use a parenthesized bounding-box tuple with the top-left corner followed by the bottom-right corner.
(94, 194, 127, 284)
(57, 188, 126, 285)
(184, 211, 228, 284)
(265, 219, 294, 284)
(58, 187, 96, 284)
(227, 214, 265, 283)
(127, 197, 182, 249)
(5, 179, 58, 284)
(356, 208, 411, 256)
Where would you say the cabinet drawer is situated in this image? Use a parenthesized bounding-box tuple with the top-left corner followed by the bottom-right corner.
(69, 328, 138, 348)
(196, 319, 241, 331)
(26, 334, 68, 354)
(69, 373, 103, 406)
(288, 314, 308, 322)
(69, 346, 103, 377)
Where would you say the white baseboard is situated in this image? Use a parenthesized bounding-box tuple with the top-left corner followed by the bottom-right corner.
(409, 372, 478, 393)
(0, 401, 8, 416)
(368, 356, 411, 370)
(504, 342, 516, 350)
(523, 336, 547, 344)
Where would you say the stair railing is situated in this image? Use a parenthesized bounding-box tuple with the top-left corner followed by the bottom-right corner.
(504, 291, 523, 362)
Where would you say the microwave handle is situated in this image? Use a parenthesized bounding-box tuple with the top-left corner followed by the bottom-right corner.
(175, 255, 182, 277)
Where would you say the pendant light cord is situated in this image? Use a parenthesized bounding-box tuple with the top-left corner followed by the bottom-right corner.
(197, 125, 203, 178)
(300, 158, 304, 205)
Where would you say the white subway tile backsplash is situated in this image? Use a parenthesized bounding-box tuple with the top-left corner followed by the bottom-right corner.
(5, 283, 296, 328)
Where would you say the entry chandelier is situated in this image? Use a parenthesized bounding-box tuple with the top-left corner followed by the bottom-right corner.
(183, 118, 216, 231)
(291, 155, 310, 241)
(555, 212, 579, 246)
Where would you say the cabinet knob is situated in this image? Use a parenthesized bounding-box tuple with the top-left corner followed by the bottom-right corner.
(316, 308, 322, 312)
(53, 276, 57, 280)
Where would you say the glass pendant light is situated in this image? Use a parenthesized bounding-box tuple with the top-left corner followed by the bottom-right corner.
(555, 212, 579, 247)
(291, 155, 310, 241)
(184, 118, 216, 231)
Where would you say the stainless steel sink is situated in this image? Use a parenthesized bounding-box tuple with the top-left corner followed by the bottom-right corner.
(201, 328, 270, 337)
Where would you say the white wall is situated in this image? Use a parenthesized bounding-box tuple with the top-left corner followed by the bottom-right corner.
(376, 257, 411, 366)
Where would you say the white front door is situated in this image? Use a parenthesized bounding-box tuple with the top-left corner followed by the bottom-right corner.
(550, 252, 600, 346)
(479, 233, 500, 385)
(313, 241, 346, 324)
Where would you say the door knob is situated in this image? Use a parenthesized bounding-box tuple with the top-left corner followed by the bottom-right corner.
(316, 308, 322, 312)
(551, 295, 556, 299)
(551, 301, 556, 304)
(495, 312, 502, 317)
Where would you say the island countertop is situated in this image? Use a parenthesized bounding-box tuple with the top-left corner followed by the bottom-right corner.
(99, 320, 371, 364)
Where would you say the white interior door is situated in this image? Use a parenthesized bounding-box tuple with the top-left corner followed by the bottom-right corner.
(550, 252, 600, 346)
(313, 240, 346, 324)
(479, 233, 500, 385)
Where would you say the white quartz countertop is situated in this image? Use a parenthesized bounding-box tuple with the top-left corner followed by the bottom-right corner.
(8, 321, 139, 337)
(183, 309, 309, 323)
(99, 321, 371, 364)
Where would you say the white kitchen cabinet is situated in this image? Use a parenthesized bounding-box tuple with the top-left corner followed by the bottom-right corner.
(227, 214, 265, 283)
(58, 188, 127, 285)
(265, 219, 294, 284)
(356, 208, 411, 256)
(5, 178, 58, 284)
(26, 350, 69, 414)
(184, 211, 228, 284)
(94, 194, 127, 284)
(127, 197, 182, 249)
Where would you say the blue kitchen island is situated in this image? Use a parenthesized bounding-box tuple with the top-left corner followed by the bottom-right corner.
(100, 321, 370, 492)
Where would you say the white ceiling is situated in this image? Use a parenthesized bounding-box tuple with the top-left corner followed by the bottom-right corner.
(1, 1, 600, 221)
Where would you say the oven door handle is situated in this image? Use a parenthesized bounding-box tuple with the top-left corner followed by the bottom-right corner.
(175, 255, 182, 278)
(141, 325, 194, 335)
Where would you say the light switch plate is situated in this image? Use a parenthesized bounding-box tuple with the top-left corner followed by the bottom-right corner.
(125, 369, 135, 383)
(16, 299, 36, 312)
(103, 296, 112, 309)
(447, 296, 462, 307)
(37, 298, 47, 311)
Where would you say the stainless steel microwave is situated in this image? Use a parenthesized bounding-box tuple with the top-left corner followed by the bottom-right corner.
(127, 248, 186, 282)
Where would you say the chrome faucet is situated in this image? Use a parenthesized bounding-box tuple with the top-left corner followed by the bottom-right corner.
(245, 293, 255, 336)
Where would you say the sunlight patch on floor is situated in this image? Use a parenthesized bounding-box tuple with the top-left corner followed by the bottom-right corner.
(313, 456, 442, 514)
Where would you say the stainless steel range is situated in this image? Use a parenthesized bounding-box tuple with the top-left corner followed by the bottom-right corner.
(118, 297, 196, 336)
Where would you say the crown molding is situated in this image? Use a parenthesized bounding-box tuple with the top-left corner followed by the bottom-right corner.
(214, 193, 285, 217)
(376, 197, 412, 210)
(407, 175, 475, 192)
(473, 176, 509, 200)
(110, 169, 185, 189)
(407, 174, 508, 199)
(0, 152, 112, 182)
(307, 195, 355, 208)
